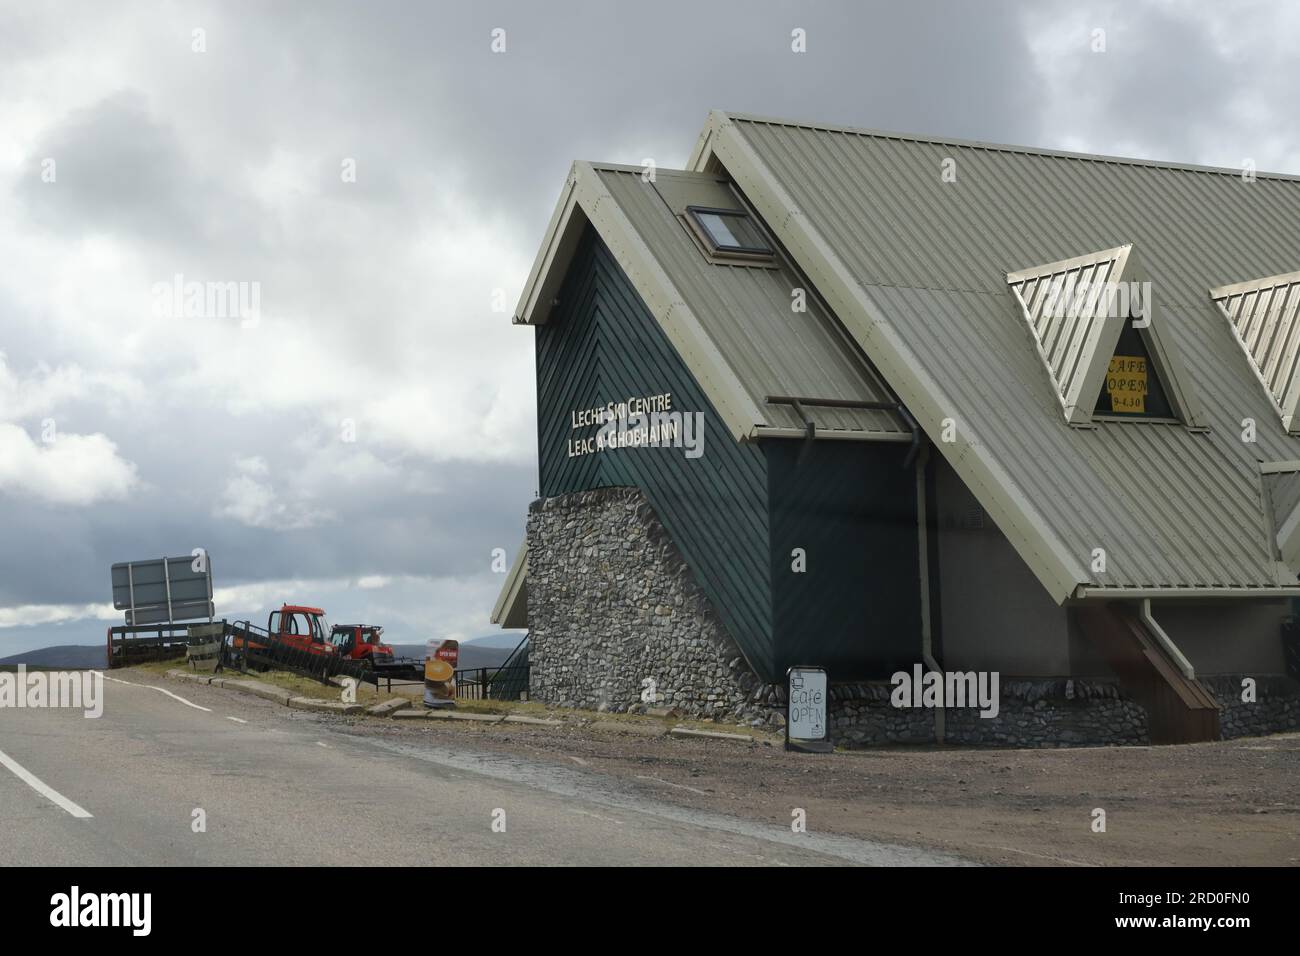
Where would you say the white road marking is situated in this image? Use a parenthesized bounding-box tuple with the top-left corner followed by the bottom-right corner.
(102, 675, 212, 712)
(635, 774, 709, 796)
(970, 843, 1096, 867)
(226, 716, 248, 724)
(0, 747, 93, 818)
(567, 807, 622, 825)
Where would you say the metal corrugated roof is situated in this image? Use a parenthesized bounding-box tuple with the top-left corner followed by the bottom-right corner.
(693, 110, 1300, 598)
(1211, 272, 1300, 433)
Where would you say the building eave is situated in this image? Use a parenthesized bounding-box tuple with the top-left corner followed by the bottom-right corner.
(490, 541, 529, 629)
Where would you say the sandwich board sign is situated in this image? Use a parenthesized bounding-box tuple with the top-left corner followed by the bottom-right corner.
(424, 638, 459, 708)
(786, 666, 831, 753)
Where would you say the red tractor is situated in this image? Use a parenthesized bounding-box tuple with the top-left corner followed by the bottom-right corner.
(268, 604, 333, 653)
(328, 624, 395, 670)
(228, 604, 335, 661)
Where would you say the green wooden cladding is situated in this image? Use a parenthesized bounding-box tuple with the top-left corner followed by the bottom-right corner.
(766, 440, 919, 678)
(536, 228, 921, 682)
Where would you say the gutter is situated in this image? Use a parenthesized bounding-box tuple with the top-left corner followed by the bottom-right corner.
(764, 395, 921, 466)
(1138, 598, 1196, 680)
(1073, 585, 1300, 599)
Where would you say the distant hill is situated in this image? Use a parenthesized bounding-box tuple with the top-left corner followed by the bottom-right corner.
(0, 644, 107, 669)
(390, 636, 523, 672)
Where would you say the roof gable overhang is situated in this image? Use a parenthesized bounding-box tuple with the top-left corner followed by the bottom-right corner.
(514, 160, 764, 442)
(490, 540, 528, 629)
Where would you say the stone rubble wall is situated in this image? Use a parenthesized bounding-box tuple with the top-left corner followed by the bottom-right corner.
(1203, 674, 1300, 738)
(526, 487, 767, 722)
(941, 679, 1148, 747)
(812, 679, 1145, 747)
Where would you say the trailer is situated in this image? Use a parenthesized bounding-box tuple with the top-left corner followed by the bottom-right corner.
(328, 623, 422, 678)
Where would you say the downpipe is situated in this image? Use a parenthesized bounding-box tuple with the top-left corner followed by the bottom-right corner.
(914, 443, 945, 744)
(1139, 598, 1196, 680)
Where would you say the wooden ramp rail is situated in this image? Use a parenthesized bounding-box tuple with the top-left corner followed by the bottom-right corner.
(1073, 603, 1221, 744)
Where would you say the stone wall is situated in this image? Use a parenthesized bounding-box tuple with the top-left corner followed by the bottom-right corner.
(1203, 674, 1300, 739)
(525, 487, 1300, 747)
(786, 679, 1146, 747)
(526, 487, 765, 721)
(942, 679, 1148, 747)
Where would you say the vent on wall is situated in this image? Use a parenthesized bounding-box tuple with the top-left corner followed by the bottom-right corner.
(1211, 271, 1300, 433)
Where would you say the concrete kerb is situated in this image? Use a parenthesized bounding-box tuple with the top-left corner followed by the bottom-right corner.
(391, 709, 433, 720)
(429, 710, 507, 723)
(288, 697, 363, 715)
(503, 714, 563, 727)
(365, 698, 411, 717)
(165, 668, 314, 708)
(226, 681, 295, 706)
(161, 668, 769, 746)
(388, 710, 504, 723)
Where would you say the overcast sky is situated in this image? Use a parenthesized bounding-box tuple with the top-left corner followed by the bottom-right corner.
(1, 0, 1297, 656)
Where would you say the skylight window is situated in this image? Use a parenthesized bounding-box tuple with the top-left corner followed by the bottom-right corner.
(685, 206, 773, 258)
(1094, 321, 1175, 419)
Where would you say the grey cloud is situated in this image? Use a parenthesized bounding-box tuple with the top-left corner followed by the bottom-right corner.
(19, 90, 217, 244)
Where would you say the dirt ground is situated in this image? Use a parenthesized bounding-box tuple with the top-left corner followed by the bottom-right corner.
(350, 715, 1300, 866)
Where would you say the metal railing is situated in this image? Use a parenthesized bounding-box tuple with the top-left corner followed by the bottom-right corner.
(454, 665, 530, 700)
(106, 623, 193, 668)
(223, 620, 372, 685)
(455, 637, 530, 701)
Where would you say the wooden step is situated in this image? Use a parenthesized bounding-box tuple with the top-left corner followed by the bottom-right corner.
(1073, 603, 1220, 744)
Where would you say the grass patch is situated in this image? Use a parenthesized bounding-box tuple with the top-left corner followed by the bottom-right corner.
(127, 660, 411, 705)
(129, 660, 776, 739)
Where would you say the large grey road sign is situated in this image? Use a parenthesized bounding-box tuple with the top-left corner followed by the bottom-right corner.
(110, 553, 214, 625)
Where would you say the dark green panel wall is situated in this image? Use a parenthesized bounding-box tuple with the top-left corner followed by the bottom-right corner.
(536, 228, 776, 678)
(766, 440, 921, 679)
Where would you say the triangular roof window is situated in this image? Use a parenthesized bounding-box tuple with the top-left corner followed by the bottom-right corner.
(1008, 245, 1201, 425)
(1094, 320, 1175, 419)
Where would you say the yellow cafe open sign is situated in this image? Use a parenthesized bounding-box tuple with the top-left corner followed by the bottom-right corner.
(1107, 355, 1147, 413)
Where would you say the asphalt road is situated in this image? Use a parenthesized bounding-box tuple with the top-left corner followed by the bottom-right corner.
(0, 675, 965, 866)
